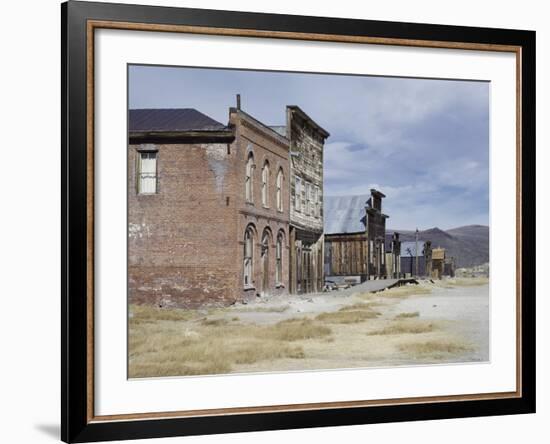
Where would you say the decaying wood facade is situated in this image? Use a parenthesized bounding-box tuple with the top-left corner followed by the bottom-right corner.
(366, 189, 389, 280)
(385, 231, 402, 278)
(324, 189, 395, 282)
(431, 247, 455, 278)
(285, 106, 330, 294)
(324, 232, 368, 279)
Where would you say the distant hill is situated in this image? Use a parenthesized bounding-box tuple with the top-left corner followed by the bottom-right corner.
(387, 225, 489, 268)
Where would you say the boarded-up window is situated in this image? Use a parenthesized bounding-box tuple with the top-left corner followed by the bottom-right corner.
(369, 240, 374, 264)
(318, 186, 323, 217)
(313, 186, 320, 217)
(304, 182, 310, 215)
(138, 151, 157, 194)
(295, 177, 301, 212)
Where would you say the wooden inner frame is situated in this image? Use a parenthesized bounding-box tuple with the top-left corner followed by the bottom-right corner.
(86, 19, 523, 424)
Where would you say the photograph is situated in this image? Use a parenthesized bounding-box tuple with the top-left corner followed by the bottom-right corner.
(127, 65, 490, 378)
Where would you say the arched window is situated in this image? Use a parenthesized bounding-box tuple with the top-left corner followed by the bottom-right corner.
(276, 168, 284, 212)
(261, 161, 269, 207)
(276, 231, 284, 285)
(245, 153, 254, 203)
(243, 226, 254, 287)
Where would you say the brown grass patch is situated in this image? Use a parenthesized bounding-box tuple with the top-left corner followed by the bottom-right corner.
(316, 309, 380, 324)
(267, 318, 332, 341)
(379, 285, 432, 298)
(130, 304, 199, 323)
(439, 277, 489, 287)
(338, 302, 381, 312)
(369, 320, 435, 335)
(395, 311, 420, 319)
(128, 310, 332, 378)
(234, 305, 290, 313)
(398, 339, 472, 356)
(200, 318, 230, 326)
(356, 284, 432, 300)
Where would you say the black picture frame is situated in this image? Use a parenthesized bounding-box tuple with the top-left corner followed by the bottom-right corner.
(61, 1, 536, 442)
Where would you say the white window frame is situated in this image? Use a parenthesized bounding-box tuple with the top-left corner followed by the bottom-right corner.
(137, 150, 158, 194)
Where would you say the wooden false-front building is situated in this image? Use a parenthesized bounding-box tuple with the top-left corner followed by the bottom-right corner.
(324, 190, 393, 283)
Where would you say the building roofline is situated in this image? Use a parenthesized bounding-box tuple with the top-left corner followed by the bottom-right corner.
(287, 105, 330, 138)
(230, 107, 290, 146)
(129, 129, 235, 144)
(370, 188, 386, 198)
(325, 231, 366, 237)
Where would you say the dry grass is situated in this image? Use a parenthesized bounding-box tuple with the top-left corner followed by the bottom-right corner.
(200, 318, 230, 326)
(398, 339, 472, 356)
(267, 318, 332, 341)
(440, 277, 489, 287)
(357, 284, 432, 300)
(369, 320, 436, 335)
(130, 304, 200, 324)
(395, 311, 420, 319)
(382, 285, 432, 298)
(234, 305, 290, 313)
(315, 309, 380, 324)
(128, 307, 331, 378)
(338, 302, 382, 312)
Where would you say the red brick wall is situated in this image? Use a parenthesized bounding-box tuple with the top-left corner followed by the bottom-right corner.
(128, 109, 291, 308)
(128, 141, 240, 308)
(231, 110, 290, 300)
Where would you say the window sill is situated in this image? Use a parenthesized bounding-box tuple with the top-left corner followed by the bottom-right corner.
(243, 285, 256, 291)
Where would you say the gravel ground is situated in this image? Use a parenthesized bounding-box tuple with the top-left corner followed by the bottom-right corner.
(224, 279, 490, 371)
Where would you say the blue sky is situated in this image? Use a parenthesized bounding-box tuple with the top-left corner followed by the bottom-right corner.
(129, 65, 489, 230)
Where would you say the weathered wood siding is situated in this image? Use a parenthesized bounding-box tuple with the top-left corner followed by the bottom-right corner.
(325, 233, 367, 277)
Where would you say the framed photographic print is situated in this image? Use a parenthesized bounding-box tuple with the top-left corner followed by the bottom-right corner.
(61, 1, 536, 442)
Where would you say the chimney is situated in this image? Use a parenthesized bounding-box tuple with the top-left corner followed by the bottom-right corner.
(236, 94, 241, 110)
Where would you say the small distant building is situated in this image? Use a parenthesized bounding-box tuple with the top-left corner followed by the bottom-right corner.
(385, 232, 402, 279)
(431, 247, 445, 278)
(365, 189, 389, 280)
(424, 247, 456, 279)
(400, 240, 433, 278)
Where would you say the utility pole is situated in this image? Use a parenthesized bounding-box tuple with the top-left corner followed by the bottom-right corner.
(415, 228, 419, 278)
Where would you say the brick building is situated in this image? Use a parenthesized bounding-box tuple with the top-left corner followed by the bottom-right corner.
(128, 106, 290, 308)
